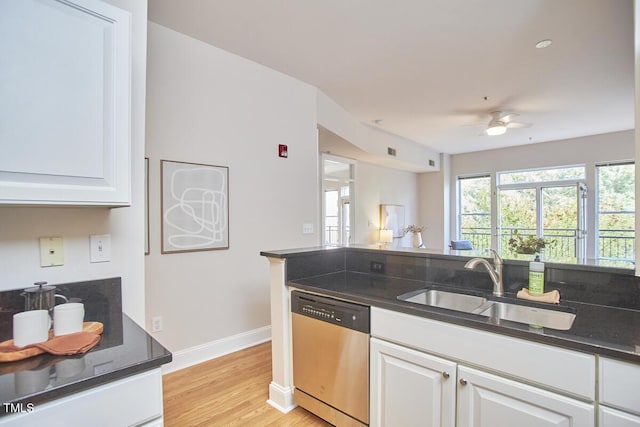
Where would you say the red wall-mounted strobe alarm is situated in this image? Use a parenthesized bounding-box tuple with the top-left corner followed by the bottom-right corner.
(278, 144, 288, 158)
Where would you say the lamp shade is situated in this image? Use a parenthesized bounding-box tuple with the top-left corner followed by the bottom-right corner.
(380, 229, 393, 243)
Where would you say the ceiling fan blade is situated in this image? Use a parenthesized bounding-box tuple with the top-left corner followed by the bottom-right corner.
(493, 111, 519, 122)
(505, 121, 531, 129)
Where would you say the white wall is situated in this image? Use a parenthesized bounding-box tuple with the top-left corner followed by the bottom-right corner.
(317, 91, 440, 173)
(354, 162, 419, 248)
(418, 153, 451, 250)
(633, 0, 640, 276)
(0, 0, 148, 324)
(145, 23, 318, 352)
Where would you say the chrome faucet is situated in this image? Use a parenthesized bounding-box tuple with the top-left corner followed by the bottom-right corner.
(464, 249, 504, 297)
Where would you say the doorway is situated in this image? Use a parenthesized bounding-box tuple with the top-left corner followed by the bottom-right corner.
(321, 154, 356, 246)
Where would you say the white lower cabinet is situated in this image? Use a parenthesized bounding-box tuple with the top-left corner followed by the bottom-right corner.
(457, 366, 594, 427)
(370, 337, 456, 427)
(598, 357, 640, 426)
(0, 369, 163, 427)
(600, 407, 640, 427)
(370, 307, 598, 427)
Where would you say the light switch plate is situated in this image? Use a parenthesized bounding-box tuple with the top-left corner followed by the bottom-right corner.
(90, 234, 111, 263)
(302, 223, 314, 234)
(40, 237, 64, 267)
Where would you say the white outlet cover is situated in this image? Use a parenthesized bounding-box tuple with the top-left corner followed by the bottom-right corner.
(39, 236, 64, 267)
(90, 234, 111, 263)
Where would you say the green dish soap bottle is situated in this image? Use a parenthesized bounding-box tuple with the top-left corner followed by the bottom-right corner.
(529, 255, 545, 295)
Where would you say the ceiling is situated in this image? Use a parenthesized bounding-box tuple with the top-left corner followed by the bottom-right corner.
(148, 0, 634, 155)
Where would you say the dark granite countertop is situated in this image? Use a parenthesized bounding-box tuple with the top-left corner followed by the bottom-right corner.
(0, 313, 171, 415)
(289, 271, 640, 364)
(0, 278, 172, 415)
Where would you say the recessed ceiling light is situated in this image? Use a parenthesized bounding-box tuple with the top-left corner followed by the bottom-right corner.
(535, 39, 552, 49)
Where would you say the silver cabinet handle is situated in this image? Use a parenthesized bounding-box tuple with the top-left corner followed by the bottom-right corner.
(459, 378, 467, 386)
(442, 371, 450, 379)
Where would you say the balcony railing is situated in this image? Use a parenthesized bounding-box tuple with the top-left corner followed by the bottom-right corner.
(460, 227, 635, 263)
(325, 225, 350, 246)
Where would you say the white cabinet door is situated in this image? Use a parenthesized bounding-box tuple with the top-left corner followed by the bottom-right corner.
(457, 366, 594, 427)
(600, 357, 640, 416)
(370, 337, 456, 427)
(600, 406, 640, 427)
(0, 0, 131, 206)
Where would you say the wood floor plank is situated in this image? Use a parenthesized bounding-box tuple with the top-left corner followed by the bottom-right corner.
(163, 342, 332, 426)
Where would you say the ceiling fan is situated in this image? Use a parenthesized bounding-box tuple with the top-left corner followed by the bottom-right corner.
(483, 111, 531, 136)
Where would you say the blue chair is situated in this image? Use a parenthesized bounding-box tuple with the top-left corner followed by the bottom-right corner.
(450, 240, 473, 250)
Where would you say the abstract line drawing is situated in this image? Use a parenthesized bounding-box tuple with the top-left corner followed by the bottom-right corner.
(161, 160, 229, 253)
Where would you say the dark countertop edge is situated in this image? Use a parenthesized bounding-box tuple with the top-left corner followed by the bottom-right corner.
(260, 246, 346, 258)
(10, 358, 172, 410)
(262, 245, 636, 275)
(288, 281, 640, 365)
(1, 313, 172, 415)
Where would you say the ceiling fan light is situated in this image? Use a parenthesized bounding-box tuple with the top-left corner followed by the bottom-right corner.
(486, 124, 507, 136)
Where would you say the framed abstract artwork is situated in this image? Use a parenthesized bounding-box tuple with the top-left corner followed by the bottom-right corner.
(161, 160, 229, 253)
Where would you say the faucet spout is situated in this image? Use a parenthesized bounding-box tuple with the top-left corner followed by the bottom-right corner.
(464, 249, 504, 297)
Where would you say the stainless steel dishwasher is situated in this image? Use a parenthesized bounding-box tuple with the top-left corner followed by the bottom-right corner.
(291, 290, 370, 426)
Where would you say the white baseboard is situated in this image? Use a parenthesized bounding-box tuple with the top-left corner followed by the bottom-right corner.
(161, 325, 271, 375)
(267, 381, 296, 413)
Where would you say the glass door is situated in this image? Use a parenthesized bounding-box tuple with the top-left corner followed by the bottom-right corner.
(498, 182, 586, 260)
(321, 154, 355, 246)
(540, 183, 586, 261)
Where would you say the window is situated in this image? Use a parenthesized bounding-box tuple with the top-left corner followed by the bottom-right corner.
(499, 166, 585, 185)
(457, 175, 491, 250)
(497, 166, 586, 260)
(597, 162, 635, 264)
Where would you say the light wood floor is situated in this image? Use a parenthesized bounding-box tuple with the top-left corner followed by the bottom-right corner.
(163, 342, 332, 426)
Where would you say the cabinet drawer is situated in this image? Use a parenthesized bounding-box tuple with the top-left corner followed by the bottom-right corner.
(599, 357, 640, 415)
(371, 307, 595, 400)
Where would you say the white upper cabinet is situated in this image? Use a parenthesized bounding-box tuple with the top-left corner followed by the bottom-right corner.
(0, 0, 131, 206)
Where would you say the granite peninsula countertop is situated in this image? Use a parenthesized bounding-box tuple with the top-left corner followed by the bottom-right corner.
(289, 271, 640, 364)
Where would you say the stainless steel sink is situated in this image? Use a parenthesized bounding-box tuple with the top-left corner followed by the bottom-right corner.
(478, 301, 576, 330)
(399, 289, 487, 313)
(398, 289, 576, 330)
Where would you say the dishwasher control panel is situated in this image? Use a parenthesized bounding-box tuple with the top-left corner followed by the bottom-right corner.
(291, 291, 370, 333)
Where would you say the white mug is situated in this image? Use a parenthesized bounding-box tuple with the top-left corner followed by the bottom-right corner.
(53, 303, 85, 336)
(13, 310, 51, 347)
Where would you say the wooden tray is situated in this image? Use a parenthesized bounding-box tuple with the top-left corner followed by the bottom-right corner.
(0, 321, 103, 363)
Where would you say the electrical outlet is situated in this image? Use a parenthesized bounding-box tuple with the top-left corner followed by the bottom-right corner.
(370, 261, 385, 274)
(90, 234, 111, 263)
(151, 316, 163, 332)
(39, 237, 64, 267)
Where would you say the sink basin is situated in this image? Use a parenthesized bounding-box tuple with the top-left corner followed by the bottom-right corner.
(399, 289, 487, 313)
(478, 302, 576, 330)
(398, 289, 576, 330)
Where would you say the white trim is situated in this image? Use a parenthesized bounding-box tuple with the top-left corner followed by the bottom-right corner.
(161, 326, 271, 375)
(267, 381, 296, 413)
